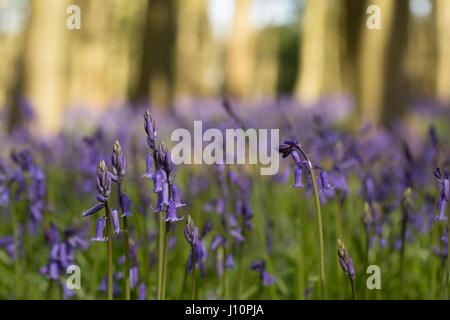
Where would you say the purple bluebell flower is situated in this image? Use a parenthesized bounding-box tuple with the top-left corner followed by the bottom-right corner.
(99, 272, 122, 298)
(164, 201, 184, 223)
(291, 166, 305, 188)
(337, 239, 355, 279)
(156, 144, 173, 176)
(210, 235, 224, 251)
(152, 170, 163, 193)
(161, 181, 170, 207)
(82, 202, 105, 217)
(82, 161, 111, 217)
(172, 184, 186, 208)
(91, 217, 107, 242)
(229, 228, 245, 243)
(121, 194, 133, 217)
(139, 283, 146, 300)
(111, 140, 127, 178)
(144, 109, 157, 149)
(111, 209, 122, 234)
(142, 154, 154, 178)
(434, 168, 449, 221)
(319, 170, 334, 190)
(130, 266, 139, 289)
(225, 254, 235, 270)
(249, 260, 276, 287)
(184, 215, 198, 246)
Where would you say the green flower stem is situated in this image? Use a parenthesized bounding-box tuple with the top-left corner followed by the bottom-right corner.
(191, 247, 196, 300)
(161, 220, 171, 299)
(104, 202, 113, 300)
(157, 213, 164, 299)
(118, 181, 131, 300)
(296, 146, 326, 300)
(11, 193, 21, 299)
(447, 202, 450, 300)
(399, 208, 408, 298)
(350, 278, 358, 300)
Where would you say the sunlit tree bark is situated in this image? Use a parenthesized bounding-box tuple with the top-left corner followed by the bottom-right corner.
(129, 0, 176, 108)
(175, 0, 215, 97)
(225, 0, 254, 99)
(435, 0, 450, 104)
(24, 0, 69, 135)
(295, 0, 328, 105)
(357, 0, 409, 127)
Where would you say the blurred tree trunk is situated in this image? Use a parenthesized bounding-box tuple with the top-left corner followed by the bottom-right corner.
(225, 0, 254, 99)
(435, 0, 450, 104)
(294, 0, 328, 105)
(253, 26, 279, 98)
(24, 0, 69, 135)
(174, 0, 214, 97)
(129, 0, 176, 108)
(343, 0, 366, 95)
(357, 0, 409, 127)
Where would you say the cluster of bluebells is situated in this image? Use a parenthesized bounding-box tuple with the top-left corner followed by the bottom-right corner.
(337, 239, 355, 280)
(40, 224, 89, 299)
(184, 216, 212, 274)
(82, 161, 121, 241)
(143, 110, 185, 224)
(278, 137, 334, 195)
(249, 260, 276, 287)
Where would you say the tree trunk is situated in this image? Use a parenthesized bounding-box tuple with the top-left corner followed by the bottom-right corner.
(24, 0, 69, 135)
(129, 0, 176, 108)
(436, 0, 450, 104)
(225, 0, 254, 99)
(357, 0, 409, 127)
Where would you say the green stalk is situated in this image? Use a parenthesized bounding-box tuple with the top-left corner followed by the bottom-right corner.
(118, 181, 131, 300)
(105, 202, 113, 300)
(157, 214, 164, 299)
(297, 146, 326, 299)
(399, 208, 408, 298)
(11, 198, 21, 299)
(191, 247, 196, 300)
(350, 278, 358, 300)
(161, 221, 171, 299)
(447, 202, 450, 300)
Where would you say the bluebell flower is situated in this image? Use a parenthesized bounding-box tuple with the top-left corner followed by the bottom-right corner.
(111, 209, 122, 234)
(152, 170, 163, 193)
(142, 154, 154, 178)
(139, 283, 146, 300)
(144, 109, 157, 149)
(82, 202, 105, 217)
(172, 184, 186, 208)
(111, 140, 127, 178)
(130, 266, 139, 289)
(319, 170, 334, 191)
(225, 254, 235, 270)
(121, 194, 133, 217)
(164, 200, 184, 223)
(291, 166, 305, 188)
(434, 168, 449, 221)
(91, 217, 107, 242)
(249, 260, 275, 287)
(337, 239, 355, 279)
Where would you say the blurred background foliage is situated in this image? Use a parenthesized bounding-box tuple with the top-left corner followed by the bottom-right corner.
(0, 0, 449, 135)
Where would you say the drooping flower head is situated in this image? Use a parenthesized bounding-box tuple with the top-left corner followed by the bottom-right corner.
(337, 239, 355, 280)
(184, 215, 198, 247)
(96, 160, 111, 202)
(434, 168, 449, 221)
(249, 260, 276, 287)
(111, 140, 127, 178)
(144, 109, 157, 149)
(156, 144, 173, 177)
